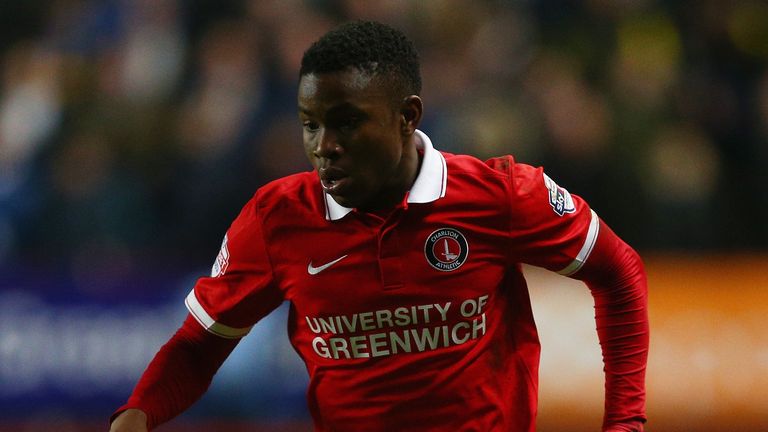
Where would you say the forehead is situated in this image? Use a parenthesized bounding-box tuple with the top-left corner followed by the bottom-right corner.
(298, 69, 390, 113)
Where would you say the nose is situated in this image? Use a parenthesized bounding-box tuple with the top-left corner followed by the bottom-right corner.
(314, 128, 342, 160)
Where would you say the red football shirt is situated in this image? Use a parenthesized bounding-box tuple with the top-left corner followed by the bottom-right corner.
(185, 130, 601, 431)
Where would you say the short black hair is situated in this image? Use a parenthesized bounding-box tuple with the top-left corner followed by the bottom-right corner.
(300, 20, 422, 97)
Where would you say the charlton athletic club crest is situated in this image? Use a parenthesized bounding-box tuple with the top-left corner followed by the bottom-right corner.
(424, 228, 469, 272)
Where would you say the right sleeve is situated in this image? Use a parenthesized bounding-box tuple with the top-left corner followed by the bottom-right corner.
(185, 195, 284, 338)
(110, 314, 239, 429)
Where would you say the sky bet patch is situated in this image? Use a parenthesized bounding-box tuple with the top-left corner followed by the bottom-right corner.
(211, 234, 230, 277)
(543, 173, 576, 216)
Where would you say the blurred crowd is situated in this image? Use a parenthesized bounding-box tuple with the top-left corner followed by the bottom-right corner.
(1, 0, 767, 277)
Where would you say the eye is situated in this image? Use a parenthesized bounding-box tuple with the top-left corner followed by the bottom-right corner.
(338, 116, 361, 133)
(303, 120, 320, 133)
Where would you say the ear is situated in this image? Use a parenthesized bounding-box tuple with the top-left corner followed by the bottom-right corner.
(400, 95, 423, 136)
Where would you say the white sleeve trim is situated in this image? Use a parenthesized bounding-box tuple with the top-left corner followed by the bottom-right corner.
(185, 289, 253, 339)
(557, 209, 600, 276)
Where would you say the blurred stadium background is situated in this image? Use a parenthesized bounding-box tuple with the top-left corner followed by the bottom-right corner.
(0, 1, 766, 431)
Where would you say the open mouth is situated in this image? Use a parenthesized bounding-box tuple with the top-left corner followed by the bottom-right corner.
(321, 177, 345, 190)
(320, 177, 352, 195)
(319, 167, 349, 194)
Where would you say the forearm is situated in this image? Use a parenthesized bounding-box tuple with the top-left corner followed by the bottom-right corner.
(111, 314, 239, 430)
(576, 221, 649, 431)
(589, 251, 648, 430)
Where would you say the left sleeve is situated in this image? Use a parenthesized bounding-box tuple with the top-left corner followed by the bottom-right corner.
(500, 159, 598, 274)
(573, 220, 648, 431)
(498, 159, 648, 430)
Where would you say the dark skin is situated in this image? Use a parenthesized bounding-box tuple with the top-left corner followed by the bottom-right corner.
(298, 68, 423, 212)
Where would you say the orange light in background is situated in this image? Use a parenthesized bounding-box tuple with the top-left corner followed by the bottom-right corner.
(525, 254, 768, 432)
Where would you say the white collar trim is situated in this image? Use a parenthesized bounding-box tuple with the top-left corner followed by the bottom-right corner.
(324, 129, 447, 221)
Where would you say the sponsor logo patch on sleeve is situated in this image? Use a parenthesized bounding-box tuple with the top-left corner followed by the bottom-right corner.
(543, 173, 576, 216)
(211, 234, 230, 277)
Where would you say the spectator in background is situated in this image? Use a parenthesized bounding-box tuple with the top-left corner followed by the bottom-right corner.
(0, 1, 765, 289)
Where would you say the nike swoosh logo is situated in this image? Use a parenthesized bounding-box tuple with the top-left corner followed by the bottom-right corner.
(307, 255, 348, 275)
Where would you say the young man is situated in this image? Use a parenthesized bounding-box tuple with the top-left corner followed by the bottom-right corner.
(110, 21, 648, 432)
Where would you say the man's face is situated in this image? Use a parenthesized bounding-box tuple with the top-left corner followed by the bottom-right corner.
(298, 69, 414, 211)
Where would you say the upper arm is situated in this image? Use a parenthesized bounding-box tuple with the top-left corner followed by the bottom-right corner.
(496, 158, 599, 274)
(186, 195, 284, 339)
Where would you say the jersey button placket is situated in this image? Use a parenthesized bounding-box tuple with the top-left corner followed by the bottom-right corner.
(377, 212, 404, 290)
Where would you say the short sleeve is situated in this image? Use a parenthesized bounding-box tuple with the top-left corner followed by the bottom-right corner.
(185, 195, 284, 338)
(494, 157, 599, 275)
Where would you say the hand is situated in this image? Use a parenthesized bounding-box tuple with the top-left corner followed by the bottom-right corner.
(109, 409, 148, 432)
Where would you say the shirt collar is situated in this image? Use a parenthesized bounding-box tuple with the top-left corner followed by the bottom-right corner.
(324, 129, 447, 221)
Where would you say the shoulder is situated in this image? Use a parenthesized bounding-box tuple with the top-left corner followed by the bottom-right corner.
(444, 152, 542, 193)
(237, 171, 321, 225)
(255, 171, 317, 203)
(443, 152, 509, 181)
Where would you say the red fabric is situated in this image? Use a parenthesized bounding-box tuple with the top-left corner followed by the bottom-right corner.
(112, 143, 648, 431)
(605, 419, 644, 432)
(110, 314, 239, 430)
(573, 220, 649, 431)
(187, 153, 570, 431)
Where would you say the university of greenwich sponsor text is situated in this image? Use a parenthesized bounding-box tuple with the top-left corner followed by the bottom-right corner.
(307, 295, 489, 360)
